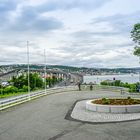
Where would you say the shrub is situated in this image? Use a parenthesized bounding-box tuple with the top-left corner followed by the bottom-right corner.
(22, 85, 29, 92)
(0, 89, 4, 95)
(127, 96, 131, 100)
(102, 98, 110, 104)
(3, 86, 18, 93)
(100, 81, 108, 85)
(114, 80, 121, 86)
(18, 89, 24, 92)
(100, 80, 139, 93)
(102, 98, 107, 101)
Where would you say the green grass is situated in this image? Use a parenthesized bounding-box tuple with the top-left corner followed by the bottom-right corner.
(0, 88, 44, 99)
(0, 92, 28, 99)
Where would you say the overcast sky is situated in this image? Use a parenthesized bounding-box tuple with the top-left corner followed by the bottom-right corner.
(0, 0, 140, 68)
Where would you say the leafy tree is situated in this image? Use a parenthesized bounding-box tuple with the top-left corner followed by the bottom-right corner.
(10, 75, 26, 89)
(29, 73, 43, 90)
(9, 73, 43, 90)
(47, 77, 52, 87)
(131, 23, 140, 56)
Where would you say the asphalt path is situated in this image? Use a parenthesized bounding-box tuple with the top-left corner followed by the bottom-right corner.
(1, 90, 140, 140)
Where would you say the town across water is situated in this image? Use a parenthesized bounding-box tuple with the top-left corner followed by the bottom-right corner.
(84, 74, 139, 84)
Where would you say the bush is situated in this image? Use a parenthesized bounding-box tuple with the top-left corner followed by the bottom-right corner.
(18, 89, 24, 92)
(102, 98, 110, 104)
(127, 96, 131, 100)
(33, 87, 39, 91)
(114, 80, 121, 86)
(0, 89, 4, 94)
(123, 82, 131, 88)
(129, 84, 136, 92)
(100, 80, 139, 93)
(100, 81, 108, 85)
(3, 86, 18, 94)
(22, 85, 29, 92)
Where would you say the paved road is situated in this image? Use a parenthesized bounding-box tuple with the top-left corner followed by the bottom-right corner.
(1, 90, 140, 140)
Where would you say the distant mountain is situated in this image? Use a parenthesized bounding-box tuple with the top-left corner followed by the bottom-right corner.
(47, 65, 81, 71)
(0, 64, 140, 74)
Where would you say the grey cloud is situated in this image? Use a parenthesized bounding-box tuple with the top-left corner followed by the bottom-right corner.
(0, 5, 63, 32)
(72, 12, 140, 40)
(58, 53, 122, 68)
(10, 7, 63, 32)
(0, 0, 138, 68)
(72, 30, 120, 39)
(0, 0, 111, 33)
(0, 0, 18, 26)
(0, 0, 17, 12)
(0, 45, 44, 64)
(37, 0, 112, 12)
(92, 12, 140, 33)
(65, 12, 139, 59)
(10, 17, 63, 32)
(51, 37, 134, 67)
(0, 41, 27, 48)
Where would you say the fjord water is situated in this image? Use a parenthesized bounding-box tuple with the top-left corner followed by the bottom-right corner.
(84, 74, 139, 84)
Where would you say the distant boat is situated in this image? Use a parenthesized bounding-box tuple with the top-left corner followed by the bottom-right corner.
(131, 73, 134, 77)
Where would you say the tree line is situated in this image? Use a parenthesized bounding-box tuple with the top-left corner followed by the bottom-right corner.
(100, 80, 139, 92)
(0, 73, 63, 95)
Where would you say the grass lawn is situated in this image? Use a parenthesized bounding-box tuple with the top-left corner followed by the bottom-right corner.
(0, 92, 28, 99)
(0, 88, 44, 99)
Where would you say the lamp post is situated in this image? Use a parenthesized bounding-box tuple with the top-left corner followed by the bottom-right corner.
(0, 78, 2, 95)
(27, 41, 30, 100)
(139, 56, 140, 83)
(44, 49, 47, 94)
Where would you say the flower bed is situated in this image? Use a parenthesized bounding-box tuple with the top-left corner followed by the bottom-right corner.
(92, 97, 140, 105)
(86, 97, 140, 113)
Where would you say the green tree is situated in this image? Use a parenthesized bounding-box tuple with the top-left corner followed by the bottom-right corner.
(131, 23, 140, 56)
(25, 73, 43, 90)
(10, 75, 26, 89)
(9, 73, 43, 90)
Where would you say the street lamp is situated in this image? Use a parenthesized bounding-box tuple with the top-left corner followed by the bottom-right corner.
(44, 49, 47, 94)
(0, 78, 3, 95)
(139, 56, 140, 83)
(27, 41, 30, 100)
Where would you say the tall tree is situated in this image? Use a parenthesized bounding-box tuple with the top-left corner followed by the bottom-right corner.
(131, 23, 140, 56)
(10, 73, 43, 90)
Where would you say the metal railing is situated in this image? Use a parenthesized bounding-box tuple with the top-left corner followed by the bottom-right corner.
(0, 85, 129, 111)
(80, 84, 129, 93)
(0, 86, 78, 111)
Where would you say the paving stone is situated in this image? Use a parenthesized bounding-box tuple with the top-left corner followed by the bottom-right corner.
(71, 100, 140, 123)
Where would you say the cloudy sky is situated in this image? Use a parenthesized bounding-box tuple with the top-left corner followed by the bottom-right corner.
(0, 0, 140, 68)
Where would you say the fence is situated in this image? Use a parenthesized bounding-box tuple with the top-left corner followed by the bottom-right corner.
(0, 85, 129, 111)
(80, 84, 129, 93)
(0, 86, 78, 111)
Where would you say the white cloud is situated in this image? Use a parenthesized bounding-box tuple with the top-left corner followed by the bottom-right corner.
(0, 0, 139, 68)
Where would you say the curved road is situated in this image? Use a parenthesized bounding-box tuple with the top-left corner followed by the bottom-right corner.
(0, 90, 140, 140)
